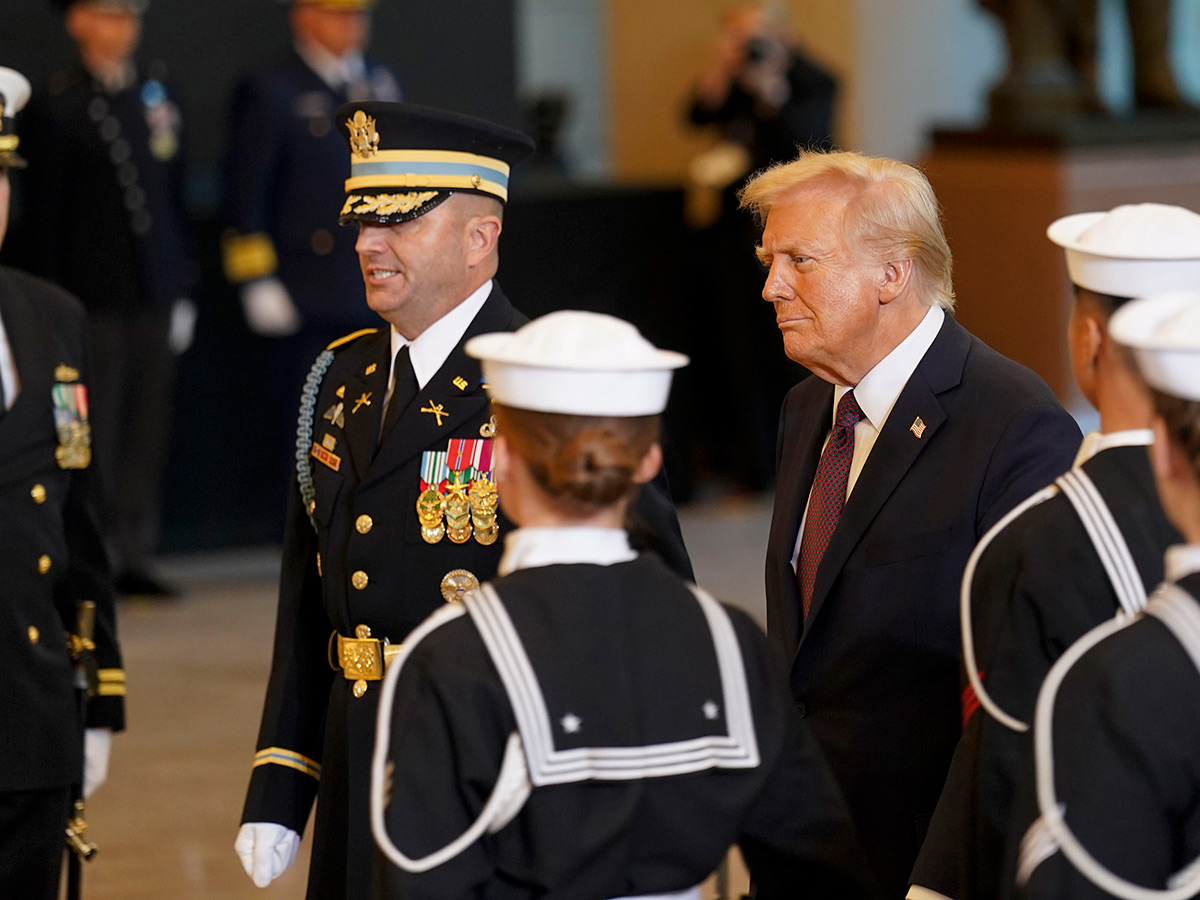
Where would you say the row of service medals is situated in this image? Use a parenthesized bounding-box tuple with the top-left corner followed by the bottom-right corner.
(416, 439, 498, 546)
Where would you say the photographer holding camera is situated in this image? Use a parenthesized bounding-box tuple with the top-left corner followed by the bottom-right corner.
(685, 2, 837, 496)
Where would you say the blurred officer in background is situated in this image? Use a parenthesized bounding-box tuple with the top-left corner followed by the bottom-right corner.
(0, 64, 125, 900)
(222, 0, 401, 513)
(22, 0, 193, 597)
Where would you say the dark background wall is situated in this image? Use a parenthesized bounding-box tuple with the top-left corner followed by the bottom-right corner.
(0, 0, 519, 215)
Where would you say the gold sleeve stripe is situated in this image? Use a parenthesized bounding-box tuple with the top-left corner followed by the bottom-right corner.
(326, 328, 379, 351)
(253, 747, 322, 780)
(0, 136, 18, 152)
(97, 669, 126, 683)
(221, 231, 278, 283)
(97, 683, 127, 697)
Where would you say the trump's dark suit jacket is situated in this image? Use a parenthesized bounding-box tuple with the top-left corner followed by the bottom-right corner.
(765, 314, 1081, 897)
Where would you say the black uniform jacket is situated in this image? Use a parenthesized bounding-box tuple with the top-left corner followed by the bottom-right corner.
(22, 65, 190, 313)
(0, 265, 124, 792)
(765, 313, 1081, 898)
(242, 284, 692, 900)
(379, 554, 874, 900)
(912, 443, 1180, 900)
(1017, 571, 1200, 899)
(222, 49, 401, 325)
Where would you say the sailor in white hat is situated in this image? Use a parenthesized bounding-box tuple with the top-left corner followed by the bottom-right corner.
(1015, 291, 1200, 900)
(369, 310, 872, 900)
(911, 203, 1199, 900)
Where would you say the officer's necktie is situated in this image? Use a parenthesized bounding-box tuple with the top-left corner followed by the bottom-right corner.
(378, 344, 417, 450)
(797, 391, 863, 621)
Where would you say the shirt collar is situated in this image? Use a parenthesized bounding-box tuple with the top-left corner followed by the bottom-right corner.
(1072, 428, 1155, 467)
(389, 279, 493, 391)
(498, 527, 637, 576)
(832, 304, 945, 430)
(1165, 544, 1200, 583)
(294, 39, 366, 90)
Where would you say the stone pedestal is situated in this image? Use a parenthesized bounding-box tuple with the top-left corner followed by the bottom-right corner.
(922, 130, 1200, 407)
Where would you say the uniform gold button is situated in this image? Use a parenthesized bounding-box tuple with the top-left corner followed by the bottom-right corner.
(352, 679, 367, 698)
(31, 484, 47, 504)
(351, 570, 369, 590)
(355, 624, 372, 639)
(38, 555, 52, 574)
(27, 626, 39, 644)
(355, 514, 373, 534)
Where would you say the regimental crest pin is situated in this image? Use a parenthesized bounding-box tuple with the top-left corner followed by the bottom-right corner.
(323, 401, 346, 429)
(910, 416, 926, 438)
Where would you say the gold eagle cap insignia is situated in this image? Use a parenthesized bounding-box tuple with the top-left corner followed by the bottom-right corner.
(346, 110, 380, 159)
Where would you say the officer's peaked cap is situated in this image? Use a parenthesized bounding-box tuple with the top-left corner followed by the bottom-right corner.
(336, 101, 535, 226)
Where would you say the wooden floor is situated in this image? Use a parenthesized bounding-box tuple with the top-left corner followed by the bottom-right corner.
(81, 497, 769, 900)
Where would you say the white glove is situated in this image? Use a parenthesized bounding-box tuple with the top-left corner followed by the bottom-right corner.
(240, 277, 302, 336)
(235, 822, 301, 888)
(169, 298, 197, 354)
(83, 728, 112, 799)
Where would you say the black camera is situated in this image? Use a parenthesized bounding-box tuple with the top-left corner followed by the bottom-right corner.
(745, 37, 771, 64)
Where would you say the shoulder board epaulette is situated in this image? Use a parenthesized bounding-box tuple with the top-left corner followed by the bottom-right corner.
(326, 328, 379, 351)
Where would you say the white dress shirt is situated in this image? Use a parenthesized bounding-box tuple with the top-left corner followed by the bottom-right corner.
(384, 279, 493, 409)
(0, 309, 19, 411)
(792, 304, 945, 571)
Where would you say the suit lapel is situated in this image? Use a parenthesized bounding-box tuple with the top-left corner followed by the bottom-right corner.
(340, 335, 390, 481)
(796, 315, 968, 655)
(767, 379, 832, 660)
(363, 284, 520, 489)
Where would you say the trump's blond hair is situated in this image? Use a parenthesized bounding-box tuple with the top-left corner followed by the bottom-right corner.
(739, 150, 955, 311)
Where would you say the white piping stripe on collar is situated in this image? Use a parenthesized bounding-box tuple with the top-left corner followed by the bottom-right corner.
(466, 583, 759, 785)
(1056, 469, 1147, 617)
(1023, 583, 1200, 899)
(962, 466, 1148, 736)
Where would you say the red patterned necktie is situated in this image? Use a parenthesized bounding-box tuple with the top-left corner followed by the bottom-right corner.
(797, 391, 863, 621)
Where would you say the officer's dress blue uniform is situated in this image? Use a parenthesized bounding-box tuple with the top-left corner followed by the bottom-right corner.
(21, 64, 190, 581)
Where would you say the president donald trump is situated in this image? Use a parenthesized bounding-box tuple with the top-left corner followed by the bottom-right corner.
(742, 151, 1080, 897)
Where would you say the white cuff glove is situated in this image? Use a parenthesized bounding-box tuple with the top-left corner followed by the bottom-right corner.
(241, 278, 302, 336)
(169, 298, 197, 354)
(83, 728, 112, 799)
(236, 822, 301, 888)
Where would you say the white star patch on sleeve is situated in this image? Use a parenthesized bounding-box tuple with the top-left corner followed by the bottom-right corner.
(560, 713, 582, 734)
(703, 701, 720, 720)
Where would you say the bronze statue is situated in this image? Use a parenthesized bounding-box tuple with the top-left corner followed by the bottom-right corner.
(981, 0, 1189, 126)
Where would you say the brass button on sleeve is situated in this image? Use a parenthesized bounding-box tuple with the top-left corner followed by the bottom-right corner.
(37, 555, 52, 574)
(27, 626, 39, 644)
(31, 484, 47, 504)
(351, 570, 369, 590)
(355, 514, 373, 534)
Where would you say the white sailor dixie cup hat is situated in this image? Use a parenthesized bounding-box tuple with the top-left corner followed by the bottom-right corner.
(1109, 291, 1200, 402)
(465, 311, 689, 417)
(1047, 203, 1200, 297)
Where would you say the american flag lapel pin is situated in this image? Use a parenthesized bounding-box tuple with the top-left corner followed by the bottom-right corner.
(910, 416, 926, 438)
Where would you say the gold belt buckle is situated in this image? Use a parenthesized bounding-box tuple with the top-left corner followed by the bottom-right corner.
(334, 625, 402, 698)
(337, 634, 384, 680)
